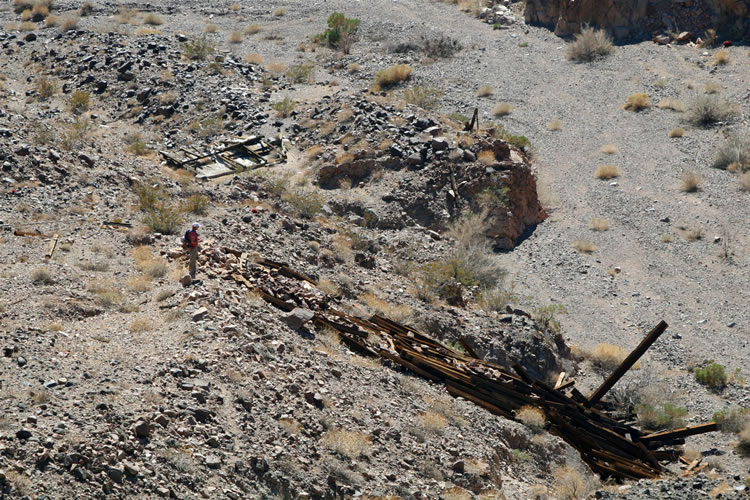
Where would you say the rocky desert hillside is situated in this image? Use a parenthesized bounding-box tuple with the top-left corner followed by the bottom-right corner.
(0, 0, 748, 499)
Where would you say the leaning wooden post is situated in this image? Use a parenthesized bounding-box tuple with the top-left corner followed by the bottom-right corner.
(587, 321, 669, 406)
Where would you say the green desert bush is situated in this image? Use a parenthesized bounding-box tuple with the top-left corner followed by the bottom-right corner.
(272, 97, 296, 117)
(316, 12, 360, 53)
(285, 62, 314, 83)
(182, 36, 215, 61)
(566, 27, 614, 63)
(68, 90, 90, 115)
(695, 361, 728, 389)
(144, 205, 182, 235)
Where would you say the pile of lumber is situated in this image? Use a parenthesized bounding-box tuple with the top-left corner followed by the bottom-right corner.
(216, 251, 718, 480)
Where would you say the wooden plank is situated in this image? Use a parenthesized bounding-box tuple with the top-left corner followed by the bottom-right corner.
(554, 372, 566, 390)
(639, 422, 718, 443)
(458, 337, 480, 359)
(588, 321, 669, 405)
(14, 230, 50, 238)
(45, 234, 59, 259)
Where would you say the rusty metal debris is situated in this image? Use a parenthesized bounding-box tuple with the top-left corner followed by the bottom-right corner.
(187, 247, 719, 481)
(160, 136, 286, 180)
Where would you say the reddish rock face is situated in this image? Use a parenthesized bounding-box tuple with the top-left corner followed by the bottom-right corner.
(524, 0, 749, 39)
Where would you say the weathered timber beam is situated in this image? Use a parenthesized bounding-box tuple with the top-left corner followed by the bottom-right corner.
(588, 321, 668, 406)
(45, 234, 58, 259)
(638, 422, 718, 443)
(458, 337, 480, 359)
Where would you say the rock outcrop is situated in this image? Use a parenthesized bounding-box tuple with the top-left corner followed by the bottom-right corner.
(525, 0, 749, 39)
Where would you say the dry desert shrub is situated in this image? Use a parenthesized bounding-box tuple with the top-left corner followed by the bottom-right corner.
(638, 403, 687, 431)
(739, 172, 750, 191)
(360, 292, 412, 324)
(591, 218, 609, 231)
(273, 8, 287, 16)
(566, 26, 614, 62)
(204, 24, 216, 33)
(492, 102, 513, 116)
(228, 31, 243, 44)
(420, 411, 448, 432)
(128, 317, 153, 332)
(373, 64, 412, 90)
(132, 246, 168, 278)
(553, 466, 592, 500)
(231, 2, 241, 11)
(477, 85, 494, 97)
(624, 92, 651, 111)
(244, 53, 263, 64)
(477, 150, 496, 165)
(600, 144, 617, 154)
(546, 119, 562, 131)
(245, 23, 261, 34)
(60, 16, 78, 32)
(31, 267, 54, 284)
(45, 14, 59, 26)
(680, 172, 701, 192)
(515, 405, 546, 433)
(127, 275, 152, 292)
(704, 82, 721, 94)
(143, 12, 163, 25)
(657, 98, 685, 112)
(89, 280, 123, 307)
(687, 94, 735, 127)
(36, 76, 56, 99)
(266, 62, 286, 73)
(680, 225, 703, 241)
(669, 127, 684, 138)
(346, 62, 360, 73)
(713, 48, 731, 65)
(572, 240, 597, 253)
(595, 164, 620, 179)
(589, 343, 628, 372)
(320, 430, 371, 458)
(712, 132, 750, 172)
(713, 407, 750, 433)
(403, 86, 443, 110)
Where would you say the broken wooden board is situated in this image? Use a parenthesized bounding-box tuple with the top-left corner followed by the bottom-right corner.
(45, 234, 59, 259)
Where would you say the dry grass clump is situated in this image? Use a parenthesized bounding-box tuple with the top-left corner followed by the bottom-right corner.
(244, 53, 263, 65)
(45, 14, 59, 26)
(546, 119, 562, 131)
(228, 31, 243, 44)
(623, 92, 651, 111)
(686, 94, 735, 127)
(89, 280, 123, 307)
(477, 150, 496, 165)
(657, 98, 685, 112)
(669, 127, 684, 138)
(680, 225, 703, 241)
(266, 62, 286, 74)
(572, 240, 597, 253)
(79, 2, 94, 16)
(361, 292, 412, 324)
(132, 246, 168, 278)
(204, 24, 217, 33)
(346, 62, 360, 73)
(128, 317, 153, 332)
(600, 144, 618, 154)
(36, 76, 56, 99)
(477, 85, 494, 97)
(31, 267, 54, 284)
(245, 23, 261, 34)
(680, 172, 701, 192)
(595, 164, 620, 179)
(420, 411, 448, 432)
(492, 102, 513, 116)
(553, 466, 591, 500)
(713, 49, 731, 65)
(373, 64, 412, 90)
(143, 12, 163, 25)
(60, 16, 78, 32)
(127, 275, 153, 292)
(589, 343, 629, 372)
(704, 82, 721, 94)
(320, 430, 371, 458)
(515, 405, 546, 433)
(712, 133, 750, 172)
(273, 8, 286, 16)
(231, 2, 241, 11)
(713, 407, 750, 433)
(739, 172, 750, 191)
(566, 26, 614, 63)
(590, 218, 609, 231)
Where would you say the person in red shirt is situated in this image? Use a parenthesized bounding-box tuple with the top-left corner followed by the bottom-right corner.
(186, 222, 200, 279)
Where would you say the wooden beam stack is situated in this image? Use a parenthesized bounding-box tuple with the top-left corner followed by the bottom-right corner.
(222, 254, 719, 481)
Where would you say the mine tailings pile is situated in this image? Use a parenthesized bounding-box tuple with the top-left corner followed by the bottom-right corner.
(196, 247, 720, 481)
